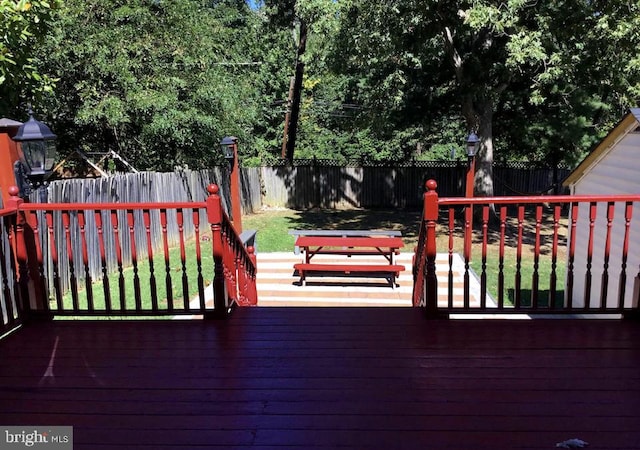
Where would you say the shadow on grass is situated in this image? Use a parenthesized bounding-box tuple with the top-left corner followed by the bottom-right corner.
(506, 289, 566, 308)
(285, 207, 423, 248)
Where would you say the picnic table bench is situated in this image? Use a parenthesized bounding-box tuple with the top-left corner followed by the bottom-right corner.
(292, 232, 405, 288)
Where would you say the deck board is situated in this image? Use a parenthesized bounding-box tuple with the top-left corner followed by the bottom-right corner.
(0, 308, 639, 449)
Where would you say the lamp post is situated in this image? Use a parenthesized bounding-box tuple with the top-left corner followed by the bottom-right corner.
(220, 136, 242, 233)
(12, 109, 57, 198)
(464, 132, 479, 262)
(465, 132, 479, 198)
(7, 109, 57, 315)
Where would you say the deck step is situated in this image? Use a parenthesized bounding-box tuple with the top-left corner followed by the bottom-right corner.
(255, 252, 490, 308)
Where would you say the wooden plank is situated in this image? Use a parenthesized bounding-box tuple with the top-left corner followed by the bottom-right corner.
(295, 236, 404, 248)
(289, 229, 402, 237)
(1, 312, 639, 449)
(294, 263, 405, 273)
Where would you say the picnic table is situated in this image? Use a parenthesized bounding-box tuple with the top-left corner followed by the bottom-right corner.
(289, 229, 402, 254)
(291, 230, 405, 288)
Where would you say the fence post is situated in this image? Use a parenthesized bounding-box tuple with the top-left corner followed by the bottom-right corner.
(423, 180, 441, 318)
(205, 184, 229, 319)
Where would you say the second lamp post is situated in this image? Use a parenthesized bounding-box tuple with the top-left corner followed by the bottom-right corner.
(220, 136, 242, 233)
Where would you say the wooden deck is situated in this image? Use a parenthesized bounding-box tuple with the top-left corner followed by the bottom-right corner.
(0, 308, 639, 449)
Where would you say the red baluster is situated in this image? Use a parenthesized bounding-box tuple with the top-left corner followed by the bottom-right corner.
(11, 196, 31, 315)
(62, 211, 78, 312)
(224, 224, 238, 303)
(111, 210, 126, 311)
(515, 205, 524, 309)
(463, 199, 472, 309)
(618, 202, 633, 309)
(127, 209, 141, 311)
(176, 208, 189, 310)
(143, 209, 158, 311)
(247, 246, 258, 306)
(192, 209, 205, 311)
(498, 206, 506, 309)
(567, 203, 579, 309)
(94, 210, 111, 311)
(78, 211, 94, 311)
(447, 207, 455, 309)
(481, 206, 489, 309)
(584, 202, 597, 309)
(532, 205, 542, 309)
(25, 209, 48, 314)
(160, 209, 173, 311)
(600, 202, 615, 309)
(549, 205, 561, 309)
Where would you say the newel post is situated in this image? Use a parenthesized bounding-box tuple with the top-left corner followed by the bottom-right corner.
(6, 186, 49, 319)
(206, 184, 229, 319)
(424, 180, 439, 318)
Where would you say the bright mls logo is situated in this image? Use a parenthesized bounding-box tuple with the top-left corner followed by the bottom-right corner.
(0, 427, 72, 449)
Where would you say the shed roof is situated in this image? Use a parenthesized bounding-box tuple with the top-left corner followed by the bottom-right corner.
(0, 118, 23, 128)
(563, 108, 640, 187)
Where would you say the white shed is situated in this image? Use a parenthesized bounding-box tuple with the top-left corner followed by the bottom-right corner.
(562, 108, 640, 308)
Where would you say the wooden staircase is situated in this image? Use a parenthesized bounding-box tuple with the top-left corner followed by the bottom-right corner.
(256, 252, 486, 307)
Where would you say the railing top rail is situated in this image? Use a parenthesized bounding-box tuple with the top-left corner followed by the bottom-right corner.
(0, 207, 18, 216)
(18, 201, 208, 212)
(438, 193, 640, 206)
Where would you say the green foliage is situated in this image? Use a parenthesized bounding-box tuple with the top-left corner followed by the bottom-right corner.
(16, 0, 640, 173)
(321, 0, 640, 177)
(0, 0, 62, 117)
(36, 0, 264, 170)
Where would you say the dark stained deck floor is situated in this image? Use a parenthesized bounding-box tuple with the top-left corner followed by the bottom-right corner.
(0, 308, 639, 449)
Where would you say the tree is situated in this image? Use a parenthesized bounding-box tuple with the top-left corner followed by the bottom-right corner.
(0, 0, 62, 117)
(332, 0, 640, 194)
(36, 0, 263, 170)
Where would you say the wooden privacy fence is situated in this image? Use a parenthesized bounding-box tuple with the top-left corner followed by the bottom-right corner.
(2, 184, 256, 325)
(39, 163, 568, 214)
(260, 163, 570, 209)
(413, 179, 640, 318)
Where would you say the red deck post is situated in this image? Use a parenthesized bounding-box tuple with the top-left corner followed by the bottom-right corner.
(206, 184, 229, 319)
(6, 186, 49, 319)
(423, 180, 440, 318)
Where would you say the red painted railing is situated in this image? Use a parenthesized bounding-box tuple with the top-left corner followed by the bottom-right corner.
(413, 179, 640, 317)
(4, 183, 256, 320)
(0, 203, 20, 335)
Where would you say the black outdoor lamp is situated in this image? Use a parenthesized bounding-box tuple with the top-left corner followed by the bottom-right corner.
(219, 136, 242, 231)
(466, 132, 479, 159)
(220, 136, 237, 167)
(12, 109, 57, 196)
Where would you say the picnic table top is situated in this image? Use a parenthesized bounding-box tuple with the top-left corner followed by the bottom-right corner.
(294, 235, 404, 249)
(289, 229, 402, 237)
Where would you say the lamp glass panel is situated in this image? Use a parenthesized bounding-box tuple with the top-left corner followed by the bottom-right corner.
(45, 141, 57, 170)
(222, 144, 234, 159)
(20, 141, 47, 175)
(466, 144, 476, 157)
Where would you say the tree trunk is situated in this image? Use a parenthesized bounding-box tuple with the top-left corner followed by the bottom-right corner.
(475, 105, 494, 198)
(462, 96, 495, 198)
(284, 19, 307, 162)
